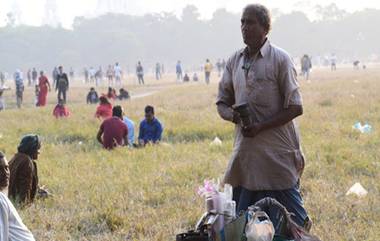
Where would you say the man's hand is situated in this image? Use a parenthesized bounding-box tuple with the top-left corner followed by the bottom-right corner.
(232, 110, 241, 124)
(242, 122, 263, 138)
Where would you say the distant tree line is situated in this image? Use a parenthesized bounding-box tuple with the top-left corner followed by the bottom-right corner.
(1, 4, 380, 72)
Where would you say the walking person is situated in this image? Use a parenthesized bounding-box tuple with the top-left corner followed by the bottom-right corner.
(55, 66, 69, 103)
(204, 59, 213, 84)
(14, 70, 24, 108)
(114, 62, 123, 86)
(37, 71, 51, 107)
(107, 65, 114, 86)
(32, 68, 38, 85)
(155, 62, 161, 80)
(136, 61, 144, 85)
(52, 67, 58, 87)
(176, 60, 183, 82)
(301, 54, 312, 80)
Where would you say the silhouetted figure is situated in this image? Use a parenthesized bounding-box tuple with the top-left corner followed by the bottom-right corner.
(136, 61, 144, 85)
(176, 60, 183, 81)
(301, 54, 312, 80)
(55, 66, 69, 103)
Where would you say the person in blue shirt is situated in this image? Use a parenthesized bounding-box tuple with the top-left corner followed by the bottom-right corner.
(138, 105, 163, 145)
(176, 60, 183, 81)
(123, 114, 135, 146)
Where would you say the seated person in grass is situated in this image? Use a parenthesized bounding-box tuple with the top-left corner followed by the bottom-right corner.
(138, 105, 163, 146)
(118, 88, 130, 100)
(123, 112, 135, 146)
(106, 87, 117, 100)
(86, 87, 99, 104)
(53, 99, 70, 118)
(95, 96, 113, 119)
(183, 73, 190, 82)
(192, 73, 199, 82)
(97, 105, 128, 150)
(0, 151, 35, 240)
(8, 135, 49, 205)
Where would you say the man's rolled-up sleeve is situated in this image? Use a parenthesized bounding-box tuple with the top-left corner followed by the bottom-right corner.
(216, 59, 235, 122)
(279, 55, 303, 108)
(0, 197, 10, 241)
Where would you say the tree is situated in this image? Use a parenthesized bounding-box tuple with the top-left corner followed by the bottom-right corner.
(314, 3, 347, 21)
(6, 12, 16, 27)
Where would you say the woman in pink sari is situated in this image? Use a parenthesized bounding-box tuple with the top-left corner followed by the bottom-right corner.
(37, 71, 51, 106)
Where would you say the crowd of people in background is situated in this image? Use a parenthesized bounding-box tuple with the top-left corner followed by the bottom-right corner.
(0, 54, 370, 113)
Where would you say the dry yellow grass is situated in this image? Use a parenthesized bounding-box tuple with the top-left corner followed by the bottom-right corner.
(0, 67, 379, 240)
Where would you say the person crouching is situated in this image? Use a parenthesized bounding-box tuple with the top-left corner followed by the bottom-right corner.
(8, 135, 48, 205)
(53, 99, 70, 118)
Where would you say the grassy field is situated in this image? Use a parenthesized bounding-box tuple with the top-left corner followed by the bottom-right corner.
(0, 68, 379, 240)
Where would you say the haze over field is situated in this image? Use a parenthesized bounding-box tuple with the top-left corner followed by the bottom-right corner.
(1, 0, 380, 27)
(1, 1, 380, 240)
(0, 0, 380, 71)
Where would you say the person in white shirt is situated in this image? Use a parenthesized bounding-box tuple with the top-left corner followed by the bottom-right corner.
(114, 62, 122, 86)
(0, 151, 35, 241)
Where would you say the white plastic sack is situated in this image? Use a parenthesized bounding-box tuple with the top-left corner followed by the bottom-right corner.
(245, 211, 274, 241)
(210, 137, 222, 146)
(346, 182, 368, 197)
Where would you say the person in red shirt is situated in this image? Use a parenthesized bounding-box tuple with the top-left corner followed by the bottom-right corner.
(95, 96, 113, 119)
(97, 105, 128, 149)
(37, 71, 51, 107)
(53, 99, 70, 118)
(106, 87, 117, 100)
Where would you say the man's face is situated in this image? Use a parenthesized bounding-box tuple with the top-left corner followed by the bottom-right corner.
(59, 67, 63, 73)
(241, 9, 267, 48)
(0, 157, 10, 190)
(145, 112, 154, 122)
(31, 145, 41, 160)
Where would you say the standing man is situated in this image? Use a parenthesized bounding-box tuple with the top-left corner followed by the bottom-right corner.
(107, 65, 114, 86)
(155, 62, 161, 80)
(55, 66, 69, 103)
(114, 62, 123, 86)
(330, 53, 337, 71)
(69, 67, 75, 80)
(216, 59, 222, 77)
(216, 4, 311, 232)
(14, 70, 24, 108)
(176, 60, 183, 82)
(136, 61, 144, 85)
(27, 69, 32, 86)
(300, 54, 312, 80)
(52, 67, 58, 87)
(204, 59, 213, 84)
(84, 67, 89, 84)
(31, 68, 38, 85)
(0, 71, 5, 86)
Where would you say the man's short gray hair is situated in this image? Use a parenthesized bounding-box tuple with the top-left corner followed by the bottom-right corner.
(243, 4, 271, 32)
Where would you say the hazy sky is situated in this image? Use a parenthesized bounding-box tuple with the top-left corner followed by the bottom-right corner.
(1, 0, 380, 28)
